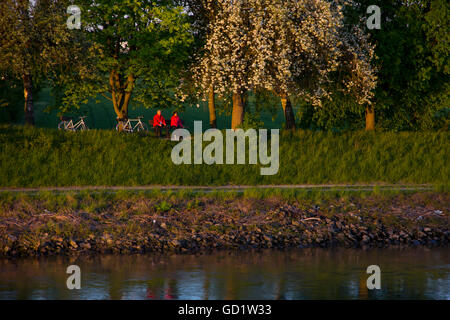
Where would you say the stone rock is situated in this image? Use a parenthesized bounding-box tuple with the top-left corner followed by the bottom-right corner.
(69, 240, 78, 249)
(362, 235, 370, 243)
(81, 242, 91, 250)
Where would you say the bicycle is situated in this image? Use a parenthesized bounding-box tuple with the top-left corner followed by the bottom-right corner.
(116, 116, 148, 132)
(58, 116, 89, 131)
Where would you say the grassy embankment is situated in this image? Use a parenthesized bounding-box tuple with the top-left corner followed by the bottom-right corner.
(0, 125, 448, 187)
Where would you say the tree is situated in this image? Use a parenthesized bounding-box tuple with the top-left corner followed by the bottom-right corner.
(349, 0, 449, 130)
(250, 0, 342, 130)
(193, 0, 376, 130)
(0, 75, 24, 123)
(193, 0, 252, 129)
(0, 0, 81, 125)
(59, 0, 194, 128)
(250, 0, 377, 130)
(177, 0, 219, 128)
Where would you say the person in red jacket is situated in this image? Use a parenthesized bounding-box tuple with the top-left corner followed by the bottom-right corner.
(152, 110, 166, 137)
(170, 111, 183, 129)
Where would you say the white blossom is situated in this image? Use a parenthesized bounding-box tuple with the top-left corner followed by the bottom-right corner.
(192, 0, 377, 106)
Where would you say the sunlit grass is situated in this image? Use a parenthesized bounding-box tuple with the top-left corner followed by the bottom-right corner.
(0, 124, 448, 187)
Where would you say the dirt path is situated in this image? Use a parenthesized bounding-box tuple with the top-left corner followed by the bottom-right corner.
(0, 184, 434, 193)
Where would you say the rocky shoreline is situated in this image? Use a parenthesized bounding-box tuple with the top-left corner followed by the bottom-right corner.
(0, 192, 448, 258)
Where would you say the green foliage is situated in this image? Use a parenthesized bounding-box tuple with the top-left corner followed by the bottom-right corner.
(0, 2, 85, 82)
(293, 93, 365, 131)
(238, 113, 265, 130)
(294, 0, 449, 131)
(0, 77, 23, 123)
(357, 0, 448, 130)
(58, 0, 194, 114)
(0, 125, 448, 187)
(154, 200, 172, 212)
(0, 0, 70, 79)
(0, 1, 448, 131)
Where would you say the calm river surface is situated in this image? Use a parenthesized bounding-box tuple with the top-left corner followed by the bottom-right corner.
(0, 248, 448, 300)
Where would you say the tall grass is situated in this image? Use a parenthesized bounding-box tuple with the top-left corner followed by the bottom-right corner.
(0, 125, 448, 187)
(0, 189, 438, 209)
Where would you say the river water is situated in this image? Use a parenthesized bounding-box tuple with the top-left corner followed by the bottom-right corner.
(0, 248, 448, 300)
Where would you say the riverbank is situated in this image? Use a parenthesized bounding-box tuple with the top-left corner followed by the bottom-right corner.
(0, 191, 448, 258)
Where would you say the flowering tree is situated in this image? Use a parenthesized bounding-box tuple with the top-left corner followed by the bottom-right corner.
(192, 0, 252, 129)
(193, 0, 376, 129)
(177, 0, 220, 128)
(250, 0, 345, 129)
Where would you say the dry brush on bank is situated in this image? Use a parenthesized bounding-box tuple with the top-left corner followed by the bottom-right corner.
(0, 191, 448, 258)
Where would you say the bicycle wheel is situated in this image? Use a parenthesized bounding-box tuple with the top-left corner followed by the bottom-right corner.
(79, 123, 88, 131)
(116, 122, 129, 132)
(124, 123, 133, 132)
(117, 122, 132, 132)
(57, 121, 66, 130)
(136, 122, 148, 132)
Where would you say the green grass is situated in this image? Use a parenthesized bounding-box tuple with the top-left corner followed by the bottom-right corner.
(0, 188, 444, 210)
(0, 125, 448, 187)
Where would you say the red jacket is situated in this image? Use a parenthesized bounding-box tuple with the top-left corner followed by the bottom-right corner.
(170, 115, 183, 128)
(153, 114, 166, 127)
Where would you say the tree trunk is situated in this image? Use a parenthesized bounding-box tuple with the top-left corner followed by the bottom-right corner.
(231, 91, 245, 130)
(23, 73, 34, 126)
(365, 106, 375, 131)
(110, 70, 134, 131)
(208, 86, 217, 128)
(280, 96, 295, 130)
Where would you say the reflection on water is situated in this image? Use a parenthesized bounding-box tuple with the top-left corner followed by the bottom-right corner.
(0, 248, 448, 300)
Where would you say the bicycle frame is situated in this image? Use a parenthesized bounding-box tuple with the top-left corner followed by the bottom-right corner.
(121, 119, 133, 132)
(59, 117, 87, 131)
(132, 119, 145, 131)
(73, 119, 86, 130)
(118, 118, 146, 132)
(63, 120, 75, 130)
